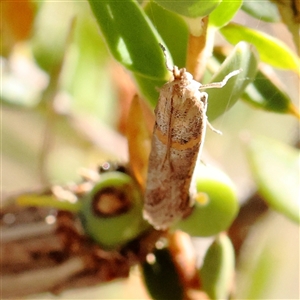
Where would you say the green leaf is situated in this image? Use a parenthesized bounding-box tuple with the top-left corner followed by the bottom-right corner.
(64, 13, 116, 125)
(220, 23, 300, 72)
(134, 75, 166, 107)
(142, 248, 184, 300)
(246, 136, 300, 224)
(200, 234, 235, 300)
(87, 0, 171, 104)
(88, 0, 166, 78)
(242, 0, 281, 22)
(142, 0, 190, 106)
(242, 68, 299, 117)
(209, 0, 242, 28)
(153, 0, 221, 18)
(144, 1, 189, 68)
(212, 48, 299, 117)
(206, 42, 259, 121)
(31, 2, 76, 73)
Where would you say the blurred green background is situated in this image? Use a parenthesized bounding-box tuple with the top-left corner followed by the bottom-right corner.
(2, 0, 299, 299)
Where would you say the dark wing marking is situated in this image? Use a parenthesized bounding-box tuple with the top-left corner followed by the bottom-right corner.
(160, 96, 174, 172)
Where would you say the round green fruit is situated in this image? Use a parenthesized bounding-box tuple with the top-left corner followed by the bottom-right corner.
(174, 164, 239, 236)
(79, 171, 149, 249)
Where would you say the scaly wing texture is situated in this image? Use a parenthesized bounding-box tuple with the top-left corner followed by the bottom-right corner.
(144, 74, 207, 229)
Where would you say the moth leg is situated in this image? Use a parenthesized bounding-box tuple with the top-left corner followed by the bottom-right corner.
(207, 120, 222, 135)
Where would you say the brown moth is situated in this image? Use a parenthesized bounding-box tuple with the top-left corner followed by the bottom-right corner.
(143, 44, 241, 230)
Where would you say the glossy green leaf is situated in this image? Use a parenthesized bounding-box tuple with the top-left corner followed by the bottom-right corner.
(247, 136, 300, 224)
(153, 0, 221, 18)
(144, 1, 189, 68)
(174, 164, 239, 237)
(142, 248, 184, 300)
(241, 0, 281, 22)
(200, 234, 235, 299)
(220, 23, 300, 72)
(242, 68, 299, 116)
(88, 0, 167, 79)
(209, 0, 242, 28)
(206, 42, 259, 121)
(88, 0, 172, 104)
(212, 49, 298, 117)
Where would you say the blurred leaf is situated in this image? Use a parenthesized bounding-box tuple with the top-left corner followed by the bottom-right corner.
(31, 2, 77, 73)
(142, 248, 184, 300)
(2, 110, 41, 169)
(220, 23, 300, 73)
(56, 275, 150, 299)
(62, 12, 116, 125)
(17, 194, 81, 212)
(209, 0, 242, 28)
(200, 234, 235, 300)
(126, 95, 154, 190)
(206, 42, 259, 121)
(242, 67, 300, 118)
(1, 53, 47, 108)
(241, 0, 281, 22)
(246, 136, 300, 224)
(272, 0, 300, 55)
(144, 1, 189, 68)
(153, 0, 221, 18)
(236, 212, 300, 299)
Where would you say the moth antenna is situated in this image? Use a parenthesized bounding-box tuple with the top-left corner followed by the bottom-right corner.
(159, 43, 174, 72)
(200, 69, 242, 90)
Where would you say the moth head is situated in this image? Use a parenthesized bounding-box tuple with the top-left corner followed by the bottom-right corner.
(172, 67, 193, 82)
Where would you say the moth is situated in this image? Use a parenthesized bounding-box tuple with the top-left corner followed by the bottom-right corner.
(143, 44, 241, 230)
